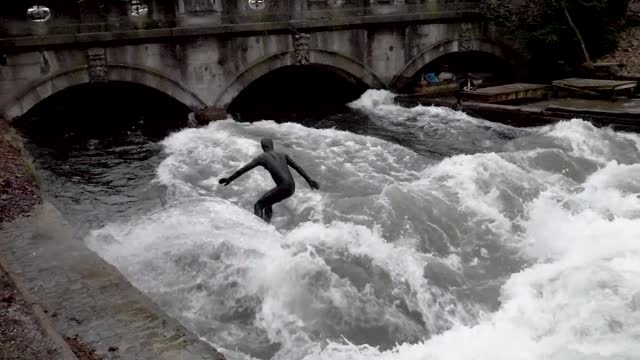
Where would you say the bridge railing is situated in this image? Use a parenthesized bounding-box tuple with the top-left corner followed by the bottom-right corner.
(0, 0, 481, 39)
(300, 0, 479, 20)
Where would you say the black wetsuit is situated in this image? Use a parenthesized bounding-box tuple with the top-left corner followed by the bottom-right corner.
(219, 138, 319, 223)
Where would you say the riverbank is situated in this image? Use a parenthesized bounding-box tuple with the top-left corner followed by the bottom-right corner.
(0, 119, 61, 359)
(599, 26, 640, 77)
(0, 119, 40, 223)
(1, 119, 226, 359)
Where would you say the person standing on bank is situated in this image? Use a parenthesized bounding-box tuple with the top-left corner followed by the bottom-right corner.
(219, 138, 320, 223)
(455, 73, 477, 106)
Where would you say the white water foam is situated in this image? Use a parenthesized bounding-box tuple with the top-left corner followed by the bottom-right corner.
(349, 90, 529, 156)
(87, 93, 640, 360)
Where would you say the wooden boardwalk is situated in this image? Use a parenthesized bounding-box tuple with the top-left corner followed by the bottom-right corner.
(462, 83, 551, 103)
(552, 78, 637, 97)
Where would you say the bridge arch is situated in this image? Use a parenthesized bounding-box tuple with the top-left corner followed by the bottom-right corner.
(390, 38, 524, 89)
(3, 65, 207, 120)
(214, 49, 386, 109)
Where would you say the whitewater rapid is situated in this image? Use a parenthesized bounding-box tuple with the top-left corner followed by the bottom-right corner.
(86, 90, 640, 360)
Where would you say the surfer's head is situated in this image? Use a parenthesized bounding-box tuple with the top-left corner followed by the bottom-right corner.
(261, 138, 274, 152)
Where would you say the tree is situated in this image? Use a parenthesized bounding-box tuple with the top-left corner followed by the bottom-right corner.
(481, 0, 630, 71)
(559, 0, 592, 68)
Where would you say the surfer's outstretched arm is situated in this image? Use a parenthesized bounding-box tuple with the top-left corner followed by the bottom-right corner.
(219, 156, 262, 186)
(286, 155, 319, 189)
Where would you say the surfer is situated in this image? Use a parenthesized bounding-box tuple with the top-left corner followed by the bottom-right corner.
(219, 138, 320, 223)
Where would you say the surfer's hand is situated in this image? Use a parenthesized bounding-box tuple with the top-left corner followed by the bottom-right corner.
(308, 179, 319, 190)
(219, 178, 230, 186)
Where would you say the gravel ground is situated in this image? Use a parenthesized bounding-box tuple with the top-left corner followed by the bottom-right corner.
(65, 335, 104, 360)
(0, 120, 40, 223)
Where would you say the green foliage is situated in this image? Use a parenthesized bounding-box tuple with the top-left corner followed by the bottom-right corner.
(23, 157, 43, 189)
(482, 0, 628, 66)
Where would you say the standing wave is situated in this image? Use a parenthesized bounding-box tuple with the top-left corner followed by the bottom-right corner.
(86, 93, 640, 360)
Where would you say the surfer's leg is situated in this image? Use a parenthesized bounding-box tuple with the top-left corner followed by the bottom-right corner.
(264, 206, 273, 224)
(254, 186, 293, 223)
(253, 203, 264, 221)
(254, 202, 268, 222)
(255, 187, 278, 222)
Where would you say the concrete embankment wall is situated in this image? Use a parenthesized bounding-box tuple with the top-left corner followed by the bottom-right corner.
(0, 202, 225, 360)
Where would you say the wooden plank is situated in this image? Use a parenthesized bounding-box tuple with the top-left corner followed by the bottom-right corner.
(471, 83, 549, 95)
(552, 78, 637, 91)
(462, 83, 551, 103)
(413, 82, 457, 93)
(611, 83, 637, 91)
(553, 83, 600, 96)
(412, 80, 484, 96)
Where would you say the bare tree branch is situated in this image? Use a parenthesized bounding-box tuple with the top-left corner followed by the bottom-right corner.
(559, 0, 594, 68)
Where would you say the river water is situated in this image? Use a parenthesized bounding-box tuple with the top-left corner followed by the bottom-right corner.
(28, 90, 640, 360)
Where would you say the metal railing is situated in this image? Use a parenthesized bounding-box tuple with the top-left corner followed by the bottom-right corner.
(0, 0, 481, 39)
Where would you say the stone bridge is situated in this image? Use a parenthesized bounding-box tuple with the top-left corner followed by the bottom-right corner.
(0, 0, 522, 120)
